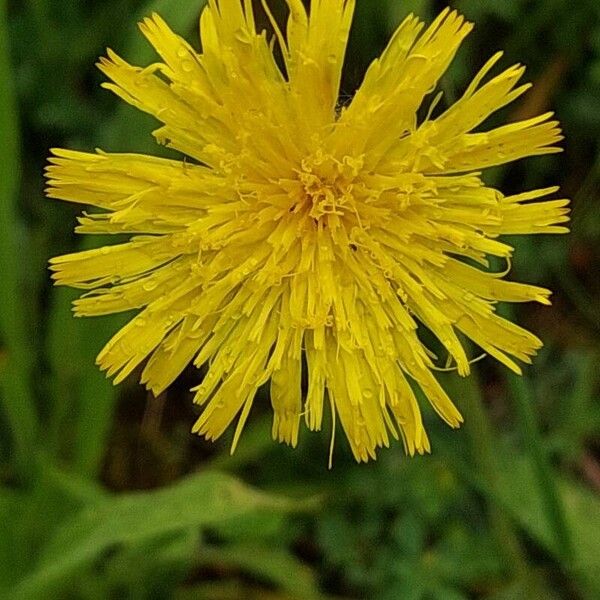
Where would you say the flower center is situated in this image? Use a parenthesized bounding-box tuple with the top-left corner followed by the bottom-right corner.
(293, 151, 364, 223)
(299, 171, 348, 221)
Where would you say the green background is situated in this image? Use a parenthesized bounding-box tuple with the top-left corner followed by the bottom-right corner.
(1, 0, 599, 598)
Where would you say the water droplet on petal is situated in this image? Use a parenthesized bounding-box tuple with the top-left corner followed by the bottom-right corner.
(143, 280, 158, 292)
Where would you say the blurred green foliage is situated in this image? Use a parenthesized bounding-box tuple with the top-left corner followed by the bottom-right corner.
(1, 0, 599, 598)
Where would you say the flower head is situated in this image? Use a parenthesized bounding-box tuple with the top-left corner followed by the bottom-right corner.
(46, 1, 569, 463)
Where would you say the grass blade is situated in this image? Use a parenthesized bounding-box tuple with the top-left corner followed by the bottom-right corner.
(442, 371, 531, 579)
(498, 304, 575, 566)
(507, 373, 575, 565)
(0, 0, 38, 478)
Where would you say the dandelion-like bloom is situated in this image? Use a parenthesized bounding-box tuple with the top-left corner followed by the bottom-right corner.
(47, 1, 569, 463)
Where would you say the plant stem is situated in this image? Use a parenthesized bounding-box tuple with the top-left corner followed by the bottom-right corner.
(497, 302, 575, 566)
(445, 371, 531, 580)
(507, 372, 575, 565)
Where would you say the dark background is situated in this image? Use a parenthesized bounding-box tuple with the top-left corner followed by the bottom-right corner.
(1, 0, 599, 598)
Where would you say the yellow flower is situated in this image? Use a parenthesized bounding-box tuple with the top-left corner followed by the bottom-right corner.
(46, 1, 569, 463)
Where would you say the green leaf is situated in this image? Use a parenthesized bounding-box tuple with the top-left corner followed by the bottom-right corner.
(100, 529, 199, 597)
(14, 471, 314, 599)
(211, 510, 287, 543)
(199, 544, 323, 600)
